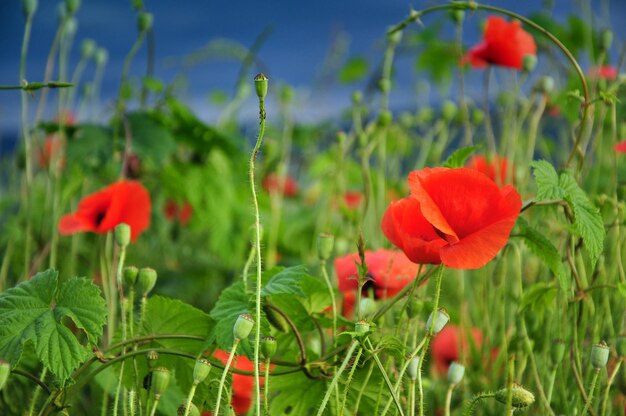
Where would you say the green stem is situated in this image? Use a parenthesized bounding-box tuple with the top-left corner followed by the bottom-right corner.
(340, 346, 362, 415)
(215, 340, 240, 415)
(28, 367, 47, 416)
(320, 259, 337, 346)
(444, 384, 455, 416)
(315, 341, 358, 416)
(353, 361, 374, 413)
(409, 379, 416, 416)
(600, 359, 621, 416)
(365, 337, 405, 416)
(242, 242, 256, 292)
(264, 358, 271, 416)
(582, 368, 601, 415)
(183, 383, 198, 416)
(148, 395, 160, 416)
(463, 393, 495, 416)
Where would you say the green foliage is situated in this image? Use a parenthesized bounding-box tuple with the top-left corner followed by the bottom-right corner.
(261, 265, 314, 297)
(531, 160, 605, 268)
(339, 57, 369, 84)
(443, 145, 479, 168)
(519, 282, 558, 318)
(0, 270, 106, 383)
(269, 371, 326, 415)
(126, 111, 177, 165)
(210, 282, 250, 350)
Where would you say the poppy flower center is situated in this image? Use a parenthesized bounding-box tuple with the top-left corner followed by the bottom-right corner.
(94, 211, 106, 227)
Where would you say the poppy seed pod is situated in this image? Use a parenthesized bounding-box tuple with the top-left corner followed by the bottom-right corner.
(377, 110, 393, 127)
(137, 12, 153, 32)
(522, 54, 537, 72)
(177, 402, 200, 416)
(494, 383, 535, 409)
(95, 48, 108, 66)
(64, 0, 80, 14)
(351, 91, 363, 105)
(591, 342, 610, 369)
(233, 314, 255, 340)
(114, 223, 131, 247)
(123, 266, 139, 287)
(21, 0, 38, 17)
(261, 336, 277, 360)
(550, 340, 566, 365)
(254, 73, 269, 99)
(441, 100, 458, 122)
(151, 367, 171, 397)
(426, 308, 450, 335)
(317, 233, 334, 261)
(471, 109, 485, 125)
(359, 297, 377, 318)
(536, 76, 554, 94)
(192, 358, 211, 384)
(447, 361, 465, 385)
(450, 9, 465, 25)
(355, 320, 370, 335)
(80, 39, 96, 60)
(64, 18, 78, 37)
(146, 350, 159, 368)
(378, 79, 391, 93)
(132, 0, 143, 11)
(0, 360, 9, 391)
(138, 268, 157, 296)
(406, 357, 420, 381)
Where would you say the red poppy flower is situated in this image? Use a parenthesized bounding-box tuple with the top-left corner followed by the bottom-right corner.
(59, 180, 151, 241)
(615, 141, 626, 153)
(589, 65, 618, 81)
(262, 173, 298, 197)
(164, 200, 193, 226)
(334, 249, 421, 317)
(38, 135, 65, 170)
(343, 191, 363, 210)
(432, 325, 483, 375)
(382, 168, 521, 269)
(466, 154, 514, 186)
(465, 16, 537, 70)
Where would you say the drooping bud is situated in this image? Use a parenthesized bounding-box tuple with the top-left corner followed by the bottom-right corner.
(377, 110, 393, 127)
(591, 342, 610, 369)
(359, 297, 377, 318)
(151, 367, 171, 397)
(447, 362, 465, 385)
(22, 0, 38, 17)
(233, 314, 254, 340)
(64, 0, 80, 15)
(95, 48, 108, 66)
(114, 223, 131, 247)
(406, 357, 420, 381)
(177, 402, 200, 416)
(80, 39, 96, 60)
(355, 320, 370, 335)
(317, 233, 334, 261)
(254, 73, 269, 99)
(137, 12, 153, 33)
(261, 336, 277, 360)
(0, 360, 10, 391)
(426, 308, 449, 335)
(146, 350, 159, 368)
(471, 108, 485, 125)
(138, 268, 157, 296)
(123, 266, 139, 287)
(450, 9, 465, 25)
(378, 78, 391, 93)
(494, 383, 535, 409)
(522, 54, 537, 72)
(192, 358, 212, 384)
(441, 100, 458, 122)
(64, 17, 78, 38)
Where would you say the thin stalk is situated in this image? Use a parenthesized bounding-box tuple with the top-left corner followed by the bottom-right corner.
(183, 383, 198, 416)
(148, 395, 160, 416)
(463, 393, 495, 416)
(242, 243, 256, 292)
(320, 259, 337, 345)
(316, 341, 358, 416)
(340, 346, 362, 415)
(444, 384, 456, 416)
(112, 241, 128, 416)
(581, 368, 601, 415)
(353, 361, 374, 413)
(28, 368, 48, 416)
(365, 337, 405, 416)
(409, 380, 416, 416)
(264, 358, 271, 416)
(215, 340, 240, 415)
(600, 359, 621, 416)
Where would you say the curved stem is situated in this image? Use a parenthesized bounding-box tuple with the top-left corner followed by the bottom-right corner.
(11, 369, 51, 394)
(463, 393, 495, 416)
(215, 340, 240, 415)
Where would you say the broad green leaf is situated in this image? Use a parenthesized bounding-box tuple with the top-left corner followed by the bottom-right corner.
(210, 282, 250, 350)
(443, 145, 480, 168)
(0, 270, 106, 383)
(262, 265, 312, 297)
(530, 160, 563, 200)
(517, 217, 569, 292)
(519, 282, 558, 318)
(338, 57, 369, 84)
(269, 371, 326, 415)
(127, 111, 176, 164)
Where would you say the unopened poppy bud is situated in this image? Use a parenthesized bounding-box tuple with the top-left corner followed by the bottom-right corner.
(80, 39, 96, 60)
(95, 48, 108, 66)
(377, 110, 393, 127)
(0, 360, 9, 391)
(355, 320, 370, 335)
(131, 0, 143, 11)
(426, 308, 449, 334)
(352, 91, 363, 105)
(471, 108, 485, 125)
(233, 314, 254, 340)
(378, 78, 391, 93)
(22, 0, 38, 17)
(146, 350, 159, 368)
(601, 29, 613, 51)
(137, 12, 153, 32)
(449, 9, 465, 25)
(177, 402, 200, 416)
(522, 54, 537, 72)
(64, 17, 78, 37)
(261, 336, 277, 359)
(416, 107, 434, 124)
(317, 233, 334, 261)
(138, 268, 157, 296)
(537, 76, 555, 94)
(114, 223, 131, 247)
(254, 73, 269, 99)
(192, 358, 211, 384)
(359, 297, 377, 318)
(550, 340, 566, 365)
(151, 367, 171, 397)
(616, 335, 626, 357)
(591, 342, 610, 369)
(494, 383, 535, 408)
(447, 362, 465, 385)
(441, 100, 457, 122)
(406, 298, 422, 319)
(406, 357, 420, 381)
(65, 0, 80, 14)
(123, 266, 139, 287)
(386, 26, 402, 45)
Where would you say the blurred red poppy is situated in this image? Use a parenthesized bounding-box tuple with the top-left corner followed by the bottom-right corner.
(343, 191, 363, 209)
(262, 173, 298, 197)
(334, 249, 421, 317)
(614, 141, 626, 153)
(466, 154, 514, 186)
(465, 16, 536, 70)
(382, 168, 521, 269)
(59, 180, 151, 241)
(589, 65, 618, 80)
(164, 200, 193, 226)
(38, 135, 65, 170)
(431, 325, 483, 375)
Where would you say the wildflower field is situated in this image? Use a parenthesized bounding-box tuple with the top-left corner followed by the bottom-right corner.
(1, 0, 626, 415)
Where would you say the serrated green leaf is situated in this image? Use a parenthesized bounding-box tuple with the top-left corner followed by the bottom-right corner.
(443, 145, 480, 168)
(261, 266, 311, 297)
(530, 160, 563, 200)
(517, 217, 569, 292)
(210, 282, 250, 350)
(0, 270, 107, 383)
(269, 371, 326, 415)
(376, 335, 407, 362)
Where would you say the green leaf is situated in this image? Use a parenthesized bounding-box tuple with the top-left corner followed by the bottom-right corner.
(517, 217, 569, 292)
(519, 282, 558, 318)
(0, 270, 107, 383)
(443, 145, 480, 168)
(269, 371, 326, 415)
(530, 160, 563, 200)
(261, 265, 312, 297)
(338, 57, 369, 84)
(127, 111, 176, 164)
(618, 282, 626, 301)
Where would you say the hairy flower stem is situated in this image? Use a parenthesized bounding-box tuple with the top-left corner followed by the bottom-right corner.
(215, 339, 240, 415)
(340, 346, 362, 415)
(581, 368, 601, 415)
(242, 243, 256, 292)
(320, 259, 337, 346)
(250, 83, 267, 416)
(316, 341, 359, 416)
(463, 393, 495, 416)
(365, 338, 405, 416)
(113, 243, 129, 416)
(264, 358, 271, 416)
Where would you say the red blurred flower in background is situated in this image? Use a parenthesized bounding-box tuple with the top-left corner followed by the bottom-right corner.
(382, 168, 521, 269)
(589, 65, 618, 81)
(466, 154, 514, 186)
(465, 16, 537, 70)
(59, 180, 151, 241)
(262, 173, 298, 197)
(343, 191, 363, 210)
(614, 141, 626, 153)
(164, 200, 193, 226)
(334, 249, 421, 317)
(432, 325, 483, 375)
